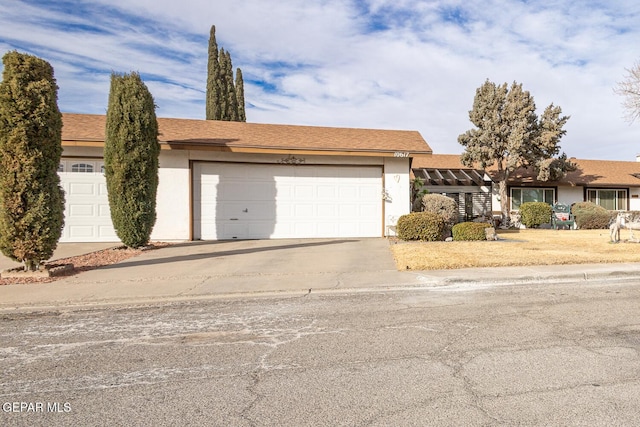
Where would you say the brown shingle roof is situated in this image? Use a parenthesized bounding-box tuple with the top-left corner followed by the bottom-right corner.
(412, 154, 467, 169)
(61, 113, 432, 155)
(414, 154, 640, 187)
(504, 158, 640, 187)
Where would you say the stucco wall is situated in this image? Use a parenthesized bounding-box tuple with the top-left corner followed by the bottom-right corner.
(383, 157, 411, 235)
(630, 188, 640, 210)
(151, 150, 191, 241)
(557, 186, 583, 206)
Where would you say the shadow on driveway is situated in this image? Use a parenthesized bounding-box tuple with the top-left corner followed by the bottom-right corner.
(98, 239, 360, 270)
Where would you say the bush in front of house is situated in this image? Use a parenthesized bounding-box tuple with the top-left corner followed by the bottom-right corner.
(571, 202, 613, 229)
(452, 222, 492, 241)
(519, 202, 552, 228)
(105, 72, 159, 248)
(0, 51, 65, 271)
(396, 212, 445, 241)
(421, 193, 458, 227)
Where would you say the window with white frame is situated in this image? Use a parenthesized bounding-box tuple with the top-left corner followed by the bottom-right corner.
(510, 187, 555, 210)
(587, 189, 627, 210)
(71, 163, 94, 173)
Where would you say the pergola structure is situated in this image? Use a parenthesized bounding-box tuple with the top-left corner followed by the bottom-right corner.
(412, 168, 492, 186)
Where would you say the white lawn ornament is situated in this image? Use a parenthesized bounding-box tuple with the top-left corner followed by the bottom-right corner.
(610, 213, 623, 243)
(611, 212, 640, 243)
(623, 213, 640, 243)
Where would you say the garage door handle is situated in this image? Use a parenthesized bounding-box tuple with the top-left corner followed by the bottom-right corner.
(230, 218, 238, 221)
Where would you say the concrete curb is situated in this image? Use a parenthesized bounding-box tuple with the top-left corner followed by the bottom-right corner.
(1, 267, 639, 314)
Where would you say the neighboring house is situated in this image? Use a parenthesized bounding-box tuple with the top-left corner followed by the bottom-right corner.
(59, 113, 432, 242)
(412, 154, 640, 219)
(411, 155, 493, 221)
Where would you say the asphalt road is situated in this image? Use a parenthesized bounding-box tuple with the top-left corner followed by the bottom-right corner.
(1, 279, 640, 426)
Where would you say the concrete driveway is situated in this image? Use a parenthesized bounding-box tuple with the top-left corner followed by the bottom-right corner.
(77, 238, 398, 285)
(0, 239, 403, 306)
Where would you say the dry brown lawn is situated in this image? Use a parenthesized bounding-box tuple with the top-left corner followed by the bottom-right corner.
(391, 229, 640, 270)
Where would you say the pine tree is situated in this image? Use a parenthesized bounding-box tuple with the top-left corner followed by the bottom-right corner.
(235, 68, 246, 122)
(205, 25, 246, 121)
(458, 80, 571, 224)
(104, 72, 159, 248)
(0, 51, 65, 271)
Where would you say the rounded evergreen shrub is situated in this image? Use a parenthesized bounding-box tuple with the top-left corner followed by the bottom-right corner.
(519, 202, 552, 228)
(571, 202, 613, 229)
(421, 193, 458, 227)
(452, 222, 492, 241)
(396, 212, 445, 241)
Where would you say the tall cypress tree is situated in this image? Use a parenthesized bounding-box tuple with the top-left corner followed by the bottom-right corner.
(222, 50, 239, 121)
(205, 25, 246, 121)
(217, 48, 230, 120)
(236, 68, 246, 122)
(206, 25, 220, 120)
(0, 51, 65, 271)
(104, 72, 159, 248)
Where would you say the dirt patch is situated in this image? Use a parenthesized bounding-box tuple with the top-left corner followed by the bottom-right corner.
(0, 243, 170, 285)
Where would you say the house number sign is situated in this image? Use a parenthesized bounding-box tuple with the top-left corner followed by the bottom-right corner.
(393, 152, 410, 157)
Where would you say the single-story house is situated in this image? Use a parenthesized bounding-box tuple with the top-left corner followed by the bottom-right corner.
(412, 154, 640, 219)
(59, 113, 432, 242)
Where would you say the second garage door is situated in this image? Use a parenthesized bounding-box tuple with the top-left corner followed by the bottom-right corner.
(58, 158, 118, 242)
(193, 163, 383, 240)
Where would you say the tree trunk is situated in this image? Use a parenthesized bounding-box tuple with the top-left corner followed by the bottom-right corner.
(24, 259, 38, 272)
(498, 169, 511, 227)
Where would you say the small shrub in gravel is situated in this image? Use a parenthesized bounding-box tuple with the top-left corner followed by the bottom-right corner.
(452, 222, 492, 241)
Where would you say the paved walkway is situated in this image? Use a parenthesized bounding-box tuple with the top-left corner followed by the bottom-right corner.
(1, 239, 640, 311)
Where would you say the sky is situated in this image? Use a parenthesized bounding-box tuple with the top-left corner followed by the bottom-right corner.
(1, 0, 639, 160)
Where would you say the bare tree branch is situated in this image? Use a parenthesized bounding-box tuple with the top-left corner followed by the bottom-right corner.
(615, 61, 640, 124)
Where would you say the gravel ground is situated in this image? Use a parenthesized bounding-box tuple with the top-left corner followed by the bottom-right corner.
(0, 243, 169, 285)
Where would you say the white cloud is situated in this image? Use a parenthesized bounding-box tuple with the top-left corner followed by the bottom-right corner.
(1, 0, 639, 160)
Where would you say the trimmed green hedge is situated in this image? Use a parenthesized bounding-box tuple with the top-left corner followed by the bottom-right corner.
(519, 202, 552, 228)
(396, 212, 445, 241)
(452, 222, 492, 241)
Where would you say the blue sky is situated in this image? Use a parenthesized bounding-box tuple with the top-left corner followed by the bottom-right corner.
(1, 0, 639, 160)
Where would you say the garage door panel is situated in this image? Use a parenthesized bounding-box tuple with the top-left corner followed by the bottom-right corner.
(293, 185, 314, 199)
(194, 163, 382, 239)
(69, 182, 96, 196)
(68, 226, 95, 238)
(294, 204, 314, 217)
(317, 204, 336, 217)
(69, 204, 94, 216)
(99, 226, 118, 239)
(219, 202, 276, 221)
(317, 185, 336, 199)
(99, 205, 111, 217)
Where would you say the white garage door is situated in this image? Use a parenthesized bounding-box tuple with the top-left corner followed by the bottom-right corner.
(193, 163, 383, 240)
(58, 159, 118, 242)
